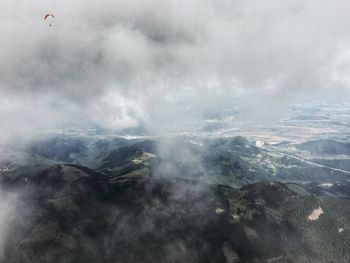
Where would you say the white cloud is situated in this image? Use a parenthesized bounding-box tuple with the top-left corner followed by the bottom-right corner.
(1, 0, 350, 139)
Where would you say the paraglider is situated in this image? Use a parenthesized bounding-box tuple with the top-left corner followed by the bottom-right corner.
(44, 13, 54, 27)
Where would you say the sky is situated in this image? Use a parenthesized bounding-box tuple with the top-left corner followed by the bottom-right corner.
(1, 0, 350, 140)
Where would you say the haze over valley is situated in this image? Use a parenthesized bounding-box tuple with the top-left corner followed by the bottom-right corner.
(1, 0, 350, 262)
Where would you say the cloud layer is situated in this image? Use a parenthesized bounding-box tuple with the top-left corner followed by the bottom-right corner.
(1, 0, 350, 139)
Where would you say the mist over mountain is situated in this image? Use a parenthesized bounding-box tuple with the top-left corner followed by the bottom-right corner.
(1, 134, 350, 262)
(1, 105, 350, 262)
(1, 0, 350, 262)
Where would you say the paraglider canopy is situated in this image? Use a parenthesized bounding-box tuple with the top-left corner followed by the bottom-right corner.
(44, 14, 54, 20)
(44, 13, 54, 27)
